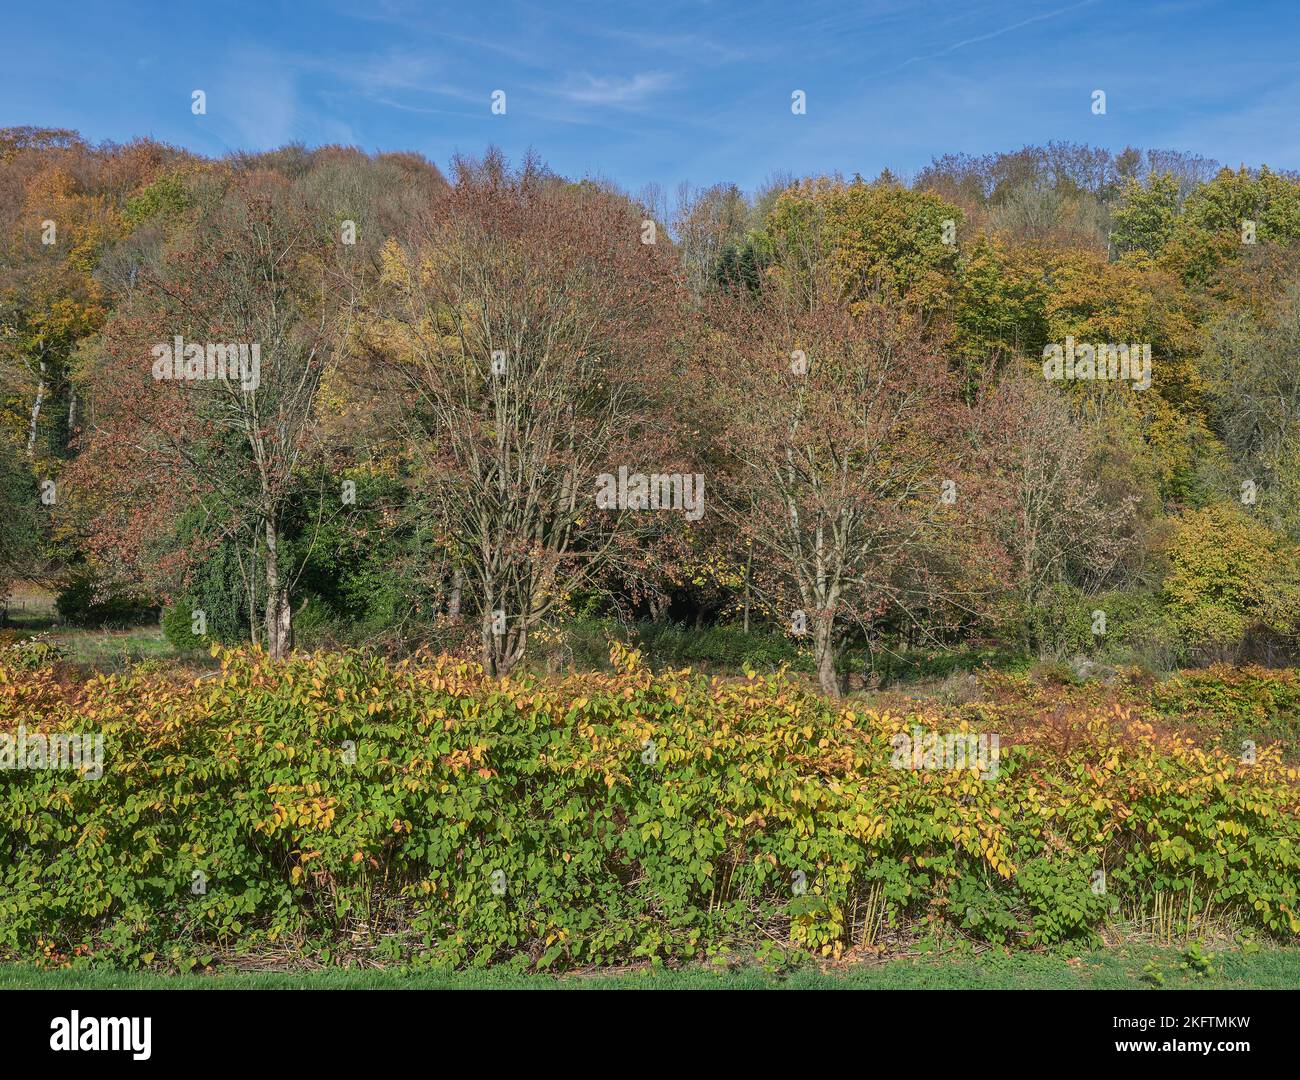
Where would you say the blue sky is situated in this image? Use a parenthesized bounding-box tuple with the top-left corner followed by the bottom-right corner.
(6, 0, 1298, 194)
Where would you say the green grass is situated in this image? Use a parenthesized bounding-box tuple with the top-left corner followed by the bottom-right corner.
(3, 586, 179, 672)
(2, 589, 60, 633)
(3, 946, 1296, 990)
(51, 626, 178, 668)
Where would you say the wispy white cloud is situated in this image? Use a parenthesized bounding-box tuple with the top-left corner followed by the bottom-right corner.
(205, 50, 301, 150)
(344, 48, 441, 94)
(594, 29, 747, 63)
(552, 71, 675, 105)
(258, 46, 486, 109)
(880, 0, 1100, 76)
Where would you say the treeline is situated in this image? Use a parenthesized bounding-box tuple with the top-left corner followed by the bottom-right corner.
(2, 126, 1299, 695)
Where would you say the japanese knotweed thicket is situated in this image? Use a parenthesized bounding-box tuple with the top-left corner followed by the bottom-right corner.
(0, 643, 1296, 970)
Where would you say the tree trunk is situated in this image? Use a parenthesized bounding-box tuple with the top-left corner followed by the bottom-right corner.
(481, 618, 496, 674)
(447, 567, 463, 621)
(264, 517, 290, 660)
(481, 618, 525, 677)
(742, 542, 753, 633)
(278, 589, 292, 653)
(26, 360, 47, 458)
(813, 615, 842, 699)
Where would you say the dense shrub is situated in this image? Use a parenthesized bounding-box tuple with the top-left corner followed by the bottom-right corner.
(160, 513, 259, 649)
(964, 663, 1300, 766)
(286, 595, 345, 650)
(874, 646, 1029, 686)
(1022, 583, 1103, 660)
(55, 571, 156, 628)
(1151, 665, 1300, 756)
(2, 634, 65, 670)
(1162, 505, 1300, 661)
(530, 619, 813, 676)
(1023, 584, 1178, 666)
(160, 598, 210, 652)
(0, 643, 1296, 972)
(633, 621, 811, 673)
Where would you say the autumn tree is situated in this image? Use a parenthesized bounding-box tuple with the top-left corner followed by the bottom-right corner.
(0, 437, 41, 595)
(1162, 166, 1300, 285)
(67, 170, 344, 657)
(1199, 280, 1300, 543)
(762, 177, 964, 316)
(973, 375, 1144, 652)
(671, 182, 750, 298)
(705, 279, 974, 697)
(349, 154, 684, 675)
(1111, 172, 1181, 257)
(1162, 504, 1300, 661)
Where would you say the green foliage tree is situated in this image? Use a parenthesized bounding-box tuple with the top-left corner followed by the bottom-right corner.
(0, 438, 40, 595)
(1112, 172, 1181, 256)
(1161, 505, 1300, 659)
(1165, 166, 1300, 284)
(763, 177, 963, 313)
